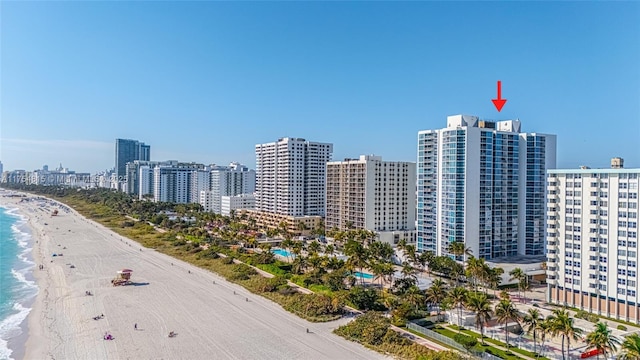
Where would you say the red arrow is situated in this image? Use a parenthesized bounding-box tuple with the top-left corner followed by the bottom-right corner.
(492, 80, 507, 112)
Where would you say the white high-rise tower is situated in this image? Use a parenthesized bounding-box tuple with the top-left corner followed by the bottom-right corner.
(255, 137, 333, 217)
(416, 115, 556, 260)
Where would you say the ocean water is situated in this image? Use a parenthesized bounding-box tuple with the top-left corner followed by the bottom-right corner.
(0, 207, 37, 360)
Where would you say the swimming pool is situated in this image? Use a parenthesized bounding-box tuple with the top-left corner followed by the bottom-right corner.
(271, 248, 293, 257)
(353, 272, 374, 279)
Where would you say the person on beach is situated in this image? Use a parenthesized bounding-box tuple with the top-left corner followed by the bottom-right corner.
(134, 323, 137, 330)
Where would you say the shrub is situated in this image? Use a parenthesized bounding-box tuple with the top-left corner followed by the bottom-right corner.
(254, 276, 287, 293)
(282, 293, 344, 319)
(617, 325, 627, 331)
(228, 263, 258, 281)
(323, 271, 347, 291)
(221, 256, 235, 265)
(349, 286, 379, 311)
(197, 249, 220, 259)
(334, 312, 390, 345)
(587, 314, 599, 323)
(255, 251, 275, 265)
(120, 220, 135, 228)
(172, 239, 187, 246)
(454, 333, 478, 352)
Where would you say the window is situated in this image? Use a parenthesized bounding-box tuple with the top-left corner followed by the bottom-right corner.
(618, 288, 626, 295)
(618, 269, 627, 275)
(628, 290, 636, 296)
(618, 278, 627, 285)
(619, 250, 627, 256)
(599, 274, 607, 281)
(599, 284, 607, 291)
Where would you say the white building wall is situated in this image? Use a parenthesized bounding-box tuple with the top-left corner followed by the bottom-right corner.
(138, 166, 154, 199)
(256, 138, 332, 217)
(221, 194, 256, 217)
(209, 163, 255, 214)
(547, 168, 639, 322)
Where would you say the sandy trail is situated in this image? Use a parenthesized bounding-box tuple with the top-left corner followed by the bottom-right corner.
(6, 195, 386, 360)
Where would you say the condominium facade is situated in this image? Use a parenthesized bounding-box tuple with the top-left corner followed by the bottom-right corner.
(115, 139, 150, 179)
(255, 137, 333, 217)
(546, 161, 640, 323)
(417, 115, 556, 259)
(326, 155, 416, 245)
(205, 163, 255, 214)
(153, 163, 204, 203)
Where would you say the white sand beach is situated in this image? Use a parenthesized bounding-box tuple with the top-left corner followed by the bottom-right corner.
(4, 194, 386, 360)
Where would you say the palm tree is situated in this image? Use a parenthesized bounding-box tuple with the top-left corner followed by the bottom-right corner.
(344, 240, 369, 285)
(425, 279, 448, 321)
(401, 261, 418, 281)
(523, 308, 543, 356)
(509, 267, 527, 302)
(449, 286, 468, 330)
(466, 256, 486, 291)
(549, 308, 584, 360)
(307, 241, 321, 255)
(495, 298, 522, 349)
(324, 244, 335, 257)
(403, 286, 425, 312)
(465, 292, 493, 344)
(488, 267, 504, 297)
(538, 318, 552, 358)
(448, 241, 473, 261)
(620, 333, 640, 360)
(585, 322, 621, 360)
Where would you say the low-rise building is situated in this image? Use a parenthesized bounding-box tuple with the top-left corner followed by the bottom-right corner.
(221, 194, 255, 217)
(238, 209, 321, 236)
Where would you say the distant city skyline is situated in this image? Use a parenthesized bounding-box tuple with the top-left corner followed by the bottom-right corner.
(1, 2, 638, 172)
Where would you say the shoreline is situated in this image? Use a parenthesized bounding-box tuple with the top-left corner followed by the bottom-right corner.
(2, 191, 386, 360)
(0, 200, 40, 360)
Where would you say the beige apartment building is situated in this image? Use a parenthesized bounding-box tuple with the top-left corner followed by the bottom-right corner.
(325, 155, 416, 246)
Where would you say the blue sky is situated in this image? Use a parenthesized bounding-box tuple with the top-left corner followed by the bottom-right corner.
(1, 1, 639, 173)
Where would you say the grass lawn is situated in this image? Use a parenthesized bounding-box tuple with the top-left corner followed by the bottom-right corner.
(403, 327, 458, 351)
(432, 326, 523, 359)
(448, 325, 550, 360)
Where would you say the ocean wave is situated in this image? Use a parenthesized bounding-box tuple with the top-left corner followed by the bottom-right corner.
(0, 302, 32, 360)
(10, 269, 37, 294)
(11, 224, 34, 267)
